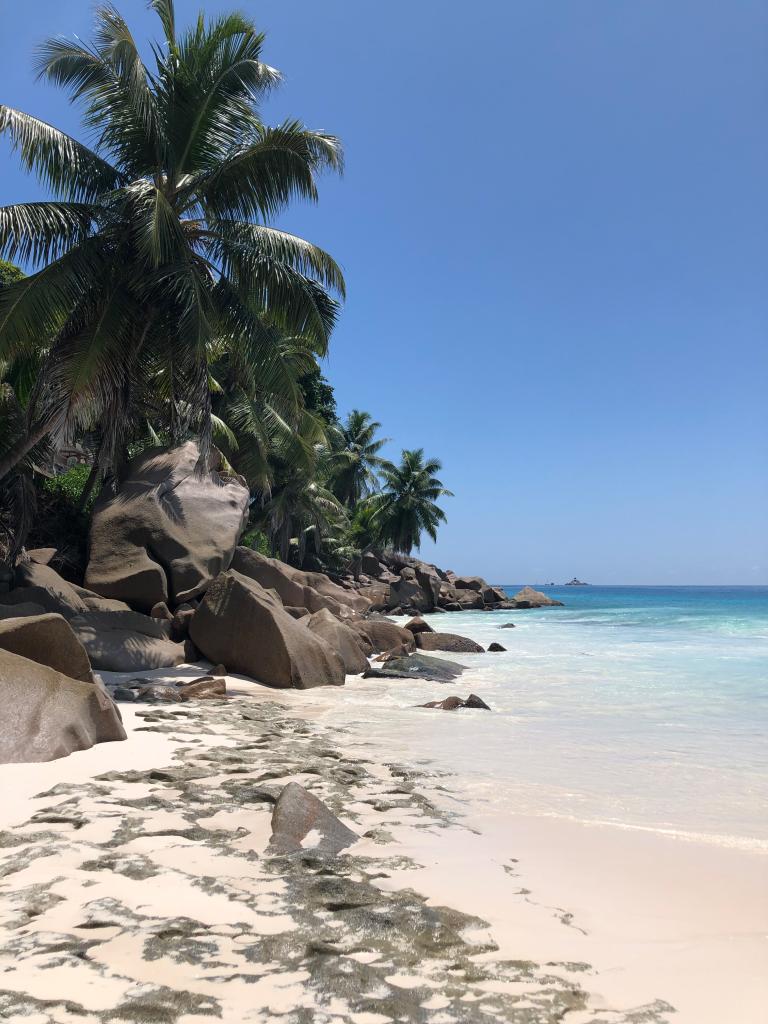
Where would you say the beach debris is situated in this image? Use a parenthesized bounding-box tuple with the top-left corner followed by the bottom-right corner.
(414, 632, 485, 654)
(269, 781, 358, 856)
(418, 693, 491, 711)
(487, 642, 506, 652)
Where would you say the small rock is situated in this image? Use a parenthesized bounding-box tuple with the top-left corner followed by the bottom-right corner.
(150, 601, 173, 621)
(487, 642, 506, 652)
(418, 693, 491, 711)
(499, 622, 516, 629)
(179, 677, 226, 700)
(403, 616, 434, 636)
(269, 782, 358, 856)
(465, 693, 491, 710)
(112, 686, 138, 702)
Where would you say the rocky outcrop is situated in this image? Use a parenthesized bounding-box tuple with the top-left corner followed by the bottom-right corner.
(13, 561, 88, 615)
(352, 618, 416, 655)
(190, 570, 345, 689)
(0, 649, 125, 763)
(306, 608, 369, 675)
(0, 613, 93, 682)
(69, 609, 186, 672)
(507, 586, 564, 608)
(414, 632, 485, 654)
(232, 548, 369, 618)
(453, 576, 485, 592)
(85, 441, 250, 612)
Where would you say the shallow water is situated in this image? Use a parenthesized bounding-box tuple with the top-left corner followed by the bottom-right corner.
(306, 586, 768, 851)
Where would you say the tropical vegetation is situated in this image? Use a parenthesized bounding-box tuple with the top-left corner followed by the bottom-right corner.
(0, 1, 451, 572)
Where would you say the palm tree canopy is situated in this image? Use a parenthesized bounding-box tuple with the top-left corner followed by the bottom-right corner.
(371, 448, 453, 555)
(330, 408, 389, 506)
(0, 0, 344, 480)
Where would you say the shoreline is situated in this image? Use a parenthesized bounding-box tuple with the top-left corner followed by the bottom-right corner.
(1, 675, 765, 1022)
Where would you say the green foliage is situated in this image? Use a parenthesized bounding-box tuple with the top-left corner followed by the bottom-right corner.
(26, 465, 94, 580)
(298, 367, 337, 425)
(369, 449, 453, 555)
(0, 0, 344, 484)
(0, 259, 24, 287)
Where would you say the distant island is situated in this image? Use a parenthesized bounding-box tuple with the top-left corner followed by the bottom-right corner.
(564, 578, 590, 586)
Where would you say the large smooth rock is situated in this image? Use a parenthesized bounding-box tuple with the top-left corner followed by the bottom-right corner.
(482, 585, 508, 605)
(415, 632, 485, 653)
(453, 575, 487, 592)
(69, 609, 185, 671)
(306, 608, 369, 675)
(13, 562, 88, 615)
(388, 575, 428, 611)
(231, 548, 369, 618)
(510, 586, 564, 608)
(413, 562, 442, 609)
(357, 583, 390, 611)
(85, 441, 250, 611)
(0, 649, 125, 764)
(455, 589, 485, 610)
(0, 601, 47, 620)
(270, 782, 358, 856)
(404, 616, 434, 636)
(352, 619, 416, 654)
(190, 570, 345, 689)
(0, 613, 93, 681)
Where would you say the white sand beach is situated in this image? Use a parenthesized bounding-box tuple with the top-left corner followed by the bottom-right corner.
(1, 667, 765, 1024)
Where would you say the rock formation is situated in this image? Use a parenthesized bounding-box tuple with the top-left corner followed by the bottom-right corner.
(84, 441, 250, 611)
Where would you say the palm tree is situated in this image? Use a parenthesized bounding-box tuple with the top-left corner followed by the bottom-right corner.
(331, 409, 389, 506)
(0, 0, 344, 483)
(371, 449, 453, 554)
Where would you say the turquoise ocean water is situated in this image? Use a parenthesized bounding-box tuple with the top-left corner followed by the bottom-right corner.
(318, 586, 768, 850)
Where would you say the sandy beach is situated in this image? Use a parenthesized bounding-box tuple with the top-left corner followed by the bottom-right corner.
(1, 668, 765, 1024)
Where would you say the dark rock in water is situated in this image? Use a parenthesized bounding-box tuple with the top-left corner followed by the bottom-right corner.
(363, 653, 465, 682)
(565, 578, 589, 586)
(415, 632, 485, 654)
(487, 642, 506, 652)
(0, 648, 125, 763)
(269, 781, 358, 856)
(499, 622, 516, 629)
(443, 601, 462, 612)
(418, 693, 491, 711)
(403, 616, 434, 636)
(0, 612, 93, 682)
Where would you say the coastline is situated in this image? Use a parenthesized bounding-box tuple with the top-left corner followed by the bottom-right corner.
(1, 671, 765, 1023)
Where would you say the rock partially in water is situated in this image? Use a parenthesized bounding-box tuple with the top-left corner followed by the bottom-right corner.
(415, 632, 485, 654)
(487, 642, 507, 652)
(418, 693, 491, 711)
(363, 653, 465, 682)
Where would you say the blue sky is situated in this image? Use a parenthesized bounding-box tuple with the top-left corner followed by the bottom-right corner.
(1, 1, 766, 583)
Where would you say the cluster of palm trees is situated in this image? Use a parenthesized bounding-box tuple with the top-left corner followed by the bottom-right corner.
(0, 1, 450, 569)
